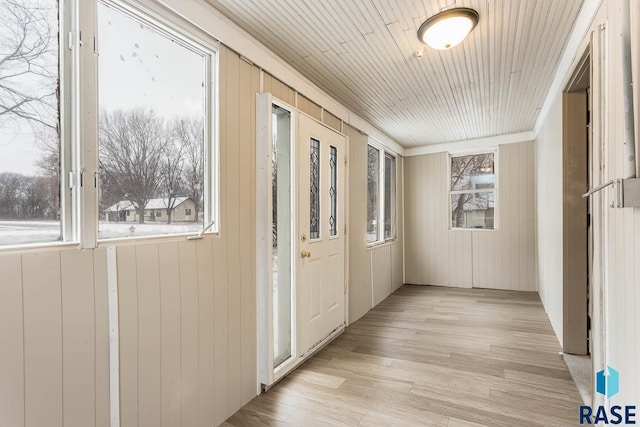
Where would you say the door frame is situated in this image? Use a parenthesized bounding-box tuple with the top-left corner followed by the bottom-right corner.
(562, 48, 590, 355)
(255, 93, 349, 390)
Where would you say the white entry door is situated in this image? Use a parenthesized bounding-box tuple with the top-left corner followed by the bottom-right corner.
(297, 114, 346, 356)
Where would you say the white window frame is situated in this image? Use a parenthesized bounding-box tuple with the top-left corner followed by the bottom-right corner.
(92, 0, 220, 245)
(0, 0, 79, 251)
(367, 141, 397, 246)
(448, 148, 499, 231)
(1, 0, 220, 250)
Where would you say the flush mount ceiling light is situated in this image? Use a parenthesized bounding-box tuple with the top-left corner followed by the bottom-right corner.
(417, 7, 479, 50)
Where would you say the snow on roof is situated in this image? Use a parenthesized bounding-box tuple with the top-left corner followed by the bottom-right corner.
(104, 197, 191, 212)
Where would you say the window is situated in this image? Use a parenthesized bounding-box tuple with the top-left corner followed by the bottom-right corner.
(384, 153, 396, 239)
(367, 144, 396, 244)
(0, 0, 68, 246)
(97, 1, 216, 239)
(450, 151, 497, 229)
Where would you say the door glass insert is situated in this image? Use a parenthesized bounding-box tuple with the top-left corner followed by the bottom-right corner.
(310, 138, 320, 239)
(329, 146, 337, 236)
(272, 104, 292, 368)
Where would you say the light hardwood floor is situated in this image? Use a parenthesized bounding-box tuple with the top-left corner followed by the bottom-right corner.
(224, 285, 583, 426)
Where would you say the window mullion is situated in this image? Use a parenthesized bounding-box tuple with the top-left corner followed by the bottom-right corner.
(79, 0, 99, 249)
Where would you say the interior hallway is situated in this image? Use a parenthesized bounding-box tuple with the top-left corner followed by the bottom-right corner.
(225, 285, 582, 426)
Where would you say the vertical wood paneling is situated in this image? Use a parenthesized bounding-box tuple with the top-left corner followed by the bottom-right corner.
(177, 241, 199, 427)
(263, 72, 295, 105)
(345, 124, 372, 323)
(298, 94, 322, 121)
(0, 254, 24, 427)
(117, 245, 138, 427)
(228, 50, 245, 415)
(238, 60, 259, 404)
(136, 244, 162, 427)
(404, 142, 535, 291)
(322, 110, 342, 132)
(372, 245, 392, 305)
(60, 250, 96, 427)
(93, 248, 110, 427)
(345, 123, 404, 322)
(197, 239, 216, 426)
(22, 252, 63, 427)
(158, 242, 181, 427)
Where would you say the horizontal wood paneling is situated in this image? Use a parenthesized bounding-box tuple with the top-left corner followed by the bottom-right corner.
(206, 0, 583, 147)
(405, 142, 535, 291)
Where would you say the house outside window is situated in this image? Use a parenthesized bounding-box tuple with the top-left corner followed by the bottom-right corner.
(97, 0, 217, 240)
(449, 151, 497, 230)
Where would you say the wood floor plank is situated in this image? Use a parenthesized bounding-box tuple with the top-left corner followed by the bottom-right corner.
(225, 285, 582, 426)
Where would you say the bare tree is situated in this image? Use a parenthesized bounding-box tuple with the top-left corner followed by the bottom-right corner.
(160, 125, 185, 224)
(450, 153, 494, 227)
(0, 0, 58, 129)
(99, 109, 167, 224)
(176, 118, 204, 223)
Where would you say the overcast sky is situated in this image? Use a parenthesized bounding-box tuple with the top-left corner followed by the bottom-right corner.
(0, 1, 205, 175)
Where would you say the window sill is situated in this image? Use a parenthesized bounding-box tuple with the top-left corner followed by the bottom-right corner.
(0, 241, 80, 255)
(97, 231, 220, 247)
(366, 238, 398, 250)
(449, 227, 498, 232)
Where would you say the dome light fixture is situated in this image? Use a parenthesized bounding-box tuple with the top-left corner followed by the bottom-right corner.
(417, 7, 479, 50)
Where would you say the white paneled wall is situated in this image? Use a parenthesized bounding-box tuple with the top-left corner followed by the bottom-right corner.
(345, 124, 404, 324)
(535, 94, 564, 342)
(0, 249, 110, 427)
(404, 142, 536, 291)
(0, 45, 259, 427)
(535, 0, 640, 406)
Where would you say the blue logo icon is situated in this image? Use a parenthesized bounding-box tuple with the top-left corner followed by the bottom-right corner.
(596, 366, 620, 398)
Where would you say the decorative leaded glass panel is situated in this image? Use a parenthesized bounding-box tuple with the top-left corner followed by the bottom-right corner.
(330, 146, 337, 236)
(310, 138, 320, 239)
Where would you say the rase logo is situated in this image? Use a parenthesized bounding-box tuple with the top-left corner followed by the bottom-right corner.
(579, 366, 637, 425)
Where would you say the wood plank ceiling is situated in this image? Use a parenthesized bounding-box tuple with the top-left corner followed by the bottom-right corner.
(205, 0, 584, 148)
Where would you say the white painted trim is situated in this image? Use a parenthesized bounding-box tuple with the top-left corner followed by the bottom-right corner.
(106, 246, 120, 427)
(154, 0, 405, 156)
(404, 132, 535, 157)
(534, 0, 605, 135)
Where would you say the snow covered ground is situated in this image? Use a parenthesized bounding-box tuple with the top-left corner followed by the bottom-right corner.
(0, 220, 61, 246)
(0, 220, 202, 245)
(98, 221, 201, 239)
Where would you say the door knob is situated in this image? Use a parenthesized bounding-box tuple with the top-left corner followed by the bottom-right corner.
(301, 251, 311, 258)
